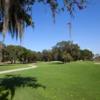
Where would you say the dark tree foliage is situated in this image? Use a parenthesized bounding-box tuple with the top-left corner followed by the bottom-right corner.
(52, 41, 81, 62)
(1, 45, 37, 64)
(0, 41, 5, 62)
(0, 0, 34, 40)
(0, 0, 86, 40)
(1, 41, 93, 64)
(80, 49, 93, 61)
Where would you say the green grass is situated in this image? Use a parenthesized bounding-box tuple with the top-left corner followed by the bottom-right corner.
(0, 61, 100, 100)
(0, 64, 31, 71)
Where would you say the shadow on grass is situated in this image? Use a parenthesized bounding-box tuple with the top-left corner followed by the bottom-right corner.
(0, 75, 46, 100)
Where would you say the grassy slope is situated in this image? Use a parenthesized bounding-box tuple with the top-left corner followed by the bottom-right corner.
(0, 62, 100, 100)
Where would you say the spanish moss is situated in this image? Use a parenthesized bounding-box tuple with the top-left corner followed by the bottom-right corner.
(0, 0, 86, 41)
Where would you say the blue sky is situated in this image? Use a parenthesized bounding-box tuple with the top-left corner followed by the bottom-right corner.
(0, 0, 100, 54)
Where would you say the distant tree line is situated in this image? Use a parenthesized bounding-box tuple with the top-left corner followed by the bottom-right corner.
(0, 41, 94, 64)
(41, 41, 94, 63)
(1, 45, 37, 64)
(94, 54, 100, 62)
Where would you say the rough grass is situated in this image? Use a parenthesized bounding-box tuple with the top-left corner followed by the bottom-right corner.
(0, 61, 100, 100)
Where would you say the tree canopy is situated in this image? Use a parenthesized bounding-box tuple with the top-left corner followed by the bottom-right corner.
(0, 0, 87, 40)
(0, 41, 93, 64)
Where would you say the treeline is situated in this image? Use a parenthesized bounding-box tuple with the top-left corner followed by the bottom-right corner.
(41, 41, 93, 63)
(0, 41, 94, 64)
(94, 54, 100, 62)
(1, 45, 37, 64)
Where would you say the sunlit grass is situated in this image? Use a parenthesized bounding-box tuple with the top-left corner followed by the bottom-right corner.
(0, 61, 100, 100)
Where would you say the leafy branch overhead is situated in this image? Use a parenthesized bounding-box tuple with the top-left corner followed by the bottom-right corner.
(0, 0, 86, 40)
